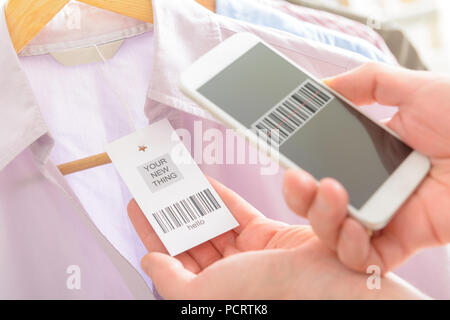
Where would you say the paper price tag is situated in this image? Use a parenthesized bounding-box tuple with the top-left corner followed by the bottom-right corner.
(106, 119, 239, 256)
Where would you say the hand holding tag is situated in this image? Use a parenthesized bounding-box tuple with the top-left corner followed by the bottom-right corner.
(106, 119, 238, 256)
(128, 176, 426, 300)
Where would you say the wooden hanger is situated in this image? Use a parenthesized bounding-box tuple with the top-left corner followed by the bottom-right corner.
(5, 0, 216, 175)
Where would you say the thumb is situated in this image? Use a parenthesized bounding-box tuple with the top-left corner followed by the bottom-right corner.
(325, 62, 450, 157)
(324, 62, 434, 107)
(142, 252, 196, 299)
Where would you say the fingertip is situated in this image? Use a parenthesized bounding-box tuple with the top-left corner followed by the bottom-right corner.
(127, 199, 165, 253)
(206, 175, 220, 189)
(141, 252, 178, 272)
(322, 77, 335, 87)
(142, 252, 196, 299)
(319, 178, 349, 207)
(283, 169, 317, 194)
(337, 218, 372, 272)
(127, 198, 148, 233)
(141, 252, 157, 274)
(307, 178, 349, 250)
(283, 169, 317, 217)
(127, 198, 140, 217)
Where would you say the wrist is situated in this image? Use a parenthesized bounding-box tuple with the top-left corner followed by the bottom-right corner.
(336, 270, 429, 300)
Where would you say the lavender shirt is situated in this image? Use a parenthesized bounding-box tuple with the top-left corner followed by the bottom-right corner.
(0, 0, 447, 299)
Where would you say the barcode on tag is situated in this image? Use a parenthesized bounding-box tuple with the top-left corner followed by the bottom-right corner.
(152, 188, 221, 234)
(252, 79, 333, 146)
(106, 119, 238, 256)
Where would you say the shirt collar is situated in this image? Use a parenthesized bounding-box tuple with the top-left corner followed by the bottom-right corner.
(0, 5, 50, 171)
(0, 0, 220, 171)
(0, 2, 154, 171)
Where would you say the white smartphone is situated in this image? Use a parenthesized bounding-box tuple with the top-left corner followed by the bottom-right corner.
(180, 33, 430, 230)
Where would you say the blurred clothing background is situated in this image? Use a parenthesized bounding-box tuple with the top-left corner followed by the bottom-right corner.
(288, 0, 450, 73)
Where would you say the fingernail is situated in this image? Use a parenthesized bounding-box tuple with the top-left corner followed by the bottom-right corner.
(313, 191, 331, 213)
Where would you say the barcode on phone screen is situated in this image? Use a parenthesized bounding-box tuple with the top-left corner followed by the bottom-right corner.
(152, 188, 221, 234)
(252, 79, 333, 146)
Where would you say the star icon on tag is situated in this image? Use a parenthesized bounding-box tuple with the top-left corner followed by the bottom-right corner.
(138, 145, 148, 152)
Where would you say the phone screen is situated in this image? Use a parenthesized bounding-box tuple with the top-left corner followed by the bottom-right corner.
(197, 42, 412, 209)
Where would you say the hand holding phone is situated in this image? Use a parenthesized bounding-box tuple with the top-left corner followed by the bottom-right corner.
(283, 62, 450, 273)
(180, 33, 430, 231)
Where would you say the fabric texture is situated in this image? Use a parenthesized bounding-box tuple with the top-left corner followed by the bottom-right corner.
(286, 0, 428, 70)
(216, 0, 396, 64)
(0, 0, 447, 299)
(257, 0, 396, 61)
